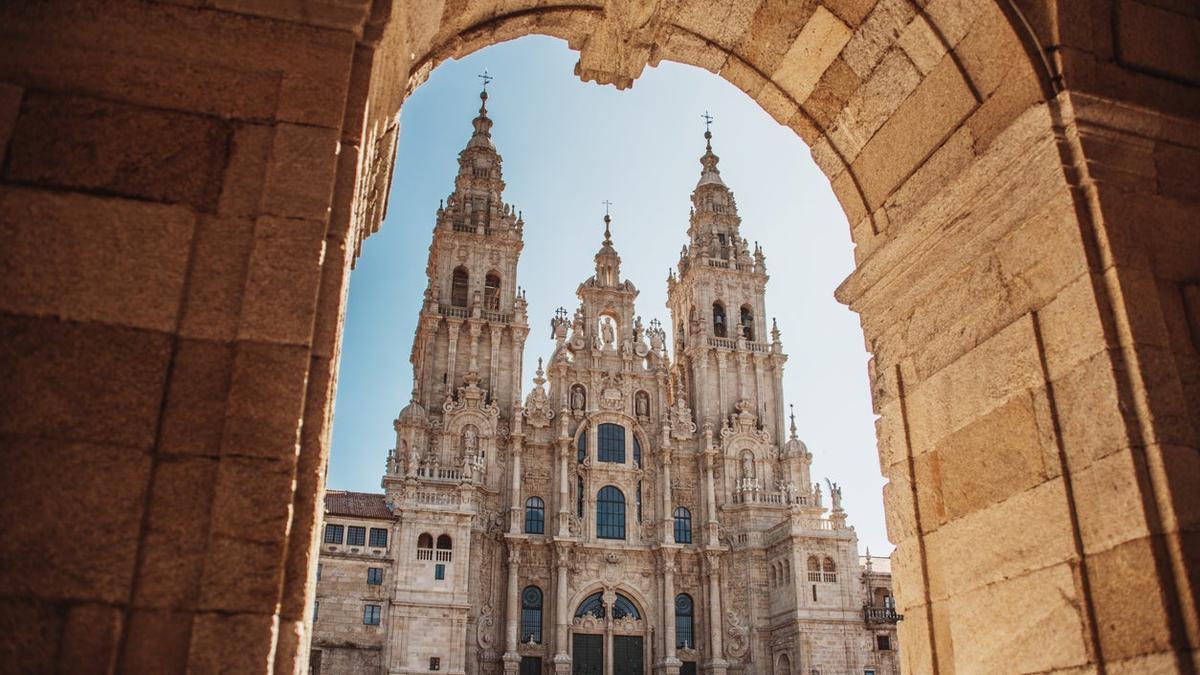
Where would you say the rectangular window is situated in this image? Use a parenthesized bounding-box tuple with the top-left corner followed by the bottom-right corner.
(363, 604, 382, 625)
(435, 564, 445, 580)
(369, 527, 388, 548)
(429, 657, 441, 671)
(597, 423, 626, 463)
(367, 567, 384, 585)
(865, 670, 877, 675)
(323, 524, 343, 544)
(347, 526, 366, 546)
(876, 635, 891, 651)
(812, 585, 817, 602)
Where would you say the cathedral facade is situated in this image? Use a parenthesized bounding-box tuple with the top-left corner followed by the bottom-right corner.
(310, 89, 900, 675)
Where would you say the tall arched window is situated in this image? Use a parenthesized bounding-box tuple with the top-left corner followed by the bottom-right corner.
(451, 267, 469, 307)
(807, 556, 821, 582)
(484, 272, 501, 310)
(822, 557, 837, 582)
(673, 507, 692, 544)
(596, 486, 626, 540)
(577, 428, 587, 463)
(417, 532, 433, 559)
(633, 434, 642, 467)
(521, 586, 543, 643)
(675, 594, 695, 649)
(712, 302, 727, 338)
(597, 423, 625, 463)
(740, 305, 754, 340)
(576, 475, 584, 518)
(524, 496, 545, 534)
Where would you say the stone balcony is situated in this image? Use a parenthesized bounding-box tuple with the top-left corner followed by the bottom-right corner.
(864, 606, 903, 624)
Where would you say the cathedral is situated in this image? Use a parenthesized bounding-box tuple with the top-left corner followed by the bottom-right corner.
(309, 87, 900, 675)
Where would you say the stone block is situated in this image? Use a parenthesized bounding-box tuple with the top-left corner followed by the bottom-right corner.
(221, 341, 311, 461)
(1115, 0, 1200, 85)
(830, 169, 868, 229)
(1071, 447, 1157, 556)
(198, 535, 289, 614)
(0, 597, 63, 674)
(801, 57, 861, 129)
(0, 316, 171, 449)
(5, 93, 230, 208)
(1088, 535, 1176, 661)
(771, 6, 853, 105)
(946, 563, 1090, 672)
(237, 215, 327, 346)
(132, 455, 219, 609)
(179, 216, 256, 342)
(965, 61, 1045, 152)
(823, 0, 877, 28)
(58, 602, 123, 674)
(841, 0, 916, 79)
(1154, 141, 1200, 202)
(1037, 272, 1116, 383)
(0, 186, 195, 333)
(830, 48, 922, 161)
(879, 124, 975, 230)
(261, 124, 341, 222)
(897, 12, 944, 75)
(851, 53, 977, 210)
(0, 434, 150, 605)
(736, 0, 821, 76)
(188, 611, 278, 673)
(159, 339, 237, 458)
(210, 455, 298, 543)
(218, 123, 274, 219)
(925, 477, 1076, 601)
(1050, 349, 1140, 465)
(120, 608, 194, 675)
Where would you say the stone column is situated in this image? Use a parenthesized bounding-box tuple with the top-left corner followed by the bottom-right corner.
(660, 440, 673, 545)
(553, 543, 572, 674)
(468, 320, 482, 374)
(771, 356, 786, 449)
(557, 435, 571, 536)
(703, 551, 727, 675)
(660, 550, 681, 675)
(509, 426, 523, 535)
(488, 325, 501, 393)
(715, 351, 728, 419)
(694, 350, 709, 424)
(502, 541, 521, 675)
(603, 591, 615, 675)
(701, 442, 719, 545)
(510, 327, 526, 407)
(735, 351, 749, 402)
(446, 319, 463, 393)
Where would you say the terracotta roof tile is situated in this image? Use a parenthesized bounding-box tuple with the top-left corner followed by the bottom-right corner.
(324, 490, 393, 519)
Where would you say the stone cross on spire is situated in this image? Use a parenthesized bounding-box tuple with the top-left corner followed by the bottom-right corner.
(601, 200, 613, 244)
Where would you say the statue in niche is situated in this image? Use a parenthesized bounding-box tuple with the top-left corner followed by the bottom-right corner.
(827, 478, 843, 511)
(463, 425, 479, 456)
(741, 452, 755, 480)
(601, 317, 616, 347)
(635, 391, 650, 419)
(570, 384, 586, 412)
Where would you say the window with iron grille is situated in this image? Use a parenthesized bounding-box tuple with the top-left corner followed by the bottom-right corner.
(520, 586, 543, 643)
(369, 528, 388, 547)
(675, 594, 694, 649)
(674, 507, 693, 544)
(524, 497, 545, 534)
(596, 486, 625, 540)
(363, 604, 381, 625)
(347, 526, 366, 546)
(323, 524, 343, 544)
(367, 567, 384, 585)
(597, 423, 625, 463)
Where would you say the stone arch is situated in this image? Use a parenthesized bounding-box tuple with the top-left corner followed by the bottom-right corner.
(2, 1, 1196, 673)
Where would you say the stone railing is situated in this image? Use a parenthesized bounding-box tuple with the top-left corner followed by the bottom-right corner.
(481, 309, 512, 323)
(706, 336, 773, 353)
(440, 304, 470, 319)
(418, 466, 464, 482)
(411, 489, 462, 507)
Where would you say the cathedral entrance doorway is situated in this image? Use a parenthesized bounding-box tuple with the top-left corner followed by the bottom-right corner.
(572, 634, 602, 675)
(571, 590, 649, 675)
(612, 636, 644, 675)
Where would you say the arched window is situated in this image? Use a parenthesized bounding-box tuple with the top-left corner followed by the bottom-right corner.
(417, 533, 433, 549)
(712, 302, 727, 338)
(822, 557, 837, 582)
(673, 507, 692, 544)
(576, 475, 584, 518)
(777, 653, 791, 675)
(577, 427, 587, 463)
(575, 592, 604, 619)
(597, 423, 625, 463)
(484, 272, 501, 310)
(451, 267, 469, 307)
(675, 594, 694, 649)
(521, 586, 543, 643)
(633, 434, 642, 467)
(437, 534, 452, 549)
(612, 593, 640, 619)
(596, 486, 626, 540)
(807, 556, 821, 582)
(524, 497, 545, 534)
(740, 305, 754, 340)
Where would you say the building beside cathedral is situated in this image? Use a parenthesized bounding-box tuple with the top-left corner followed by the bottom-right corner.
(309, 88, 901, 675)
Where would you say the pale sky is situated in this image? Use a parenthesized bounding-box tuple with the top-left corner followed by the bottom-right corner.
(329, 36, 891, 556)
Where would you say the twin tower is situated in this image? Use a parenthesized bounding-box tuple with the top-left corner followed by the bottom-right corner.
(373, 87, 894, 675)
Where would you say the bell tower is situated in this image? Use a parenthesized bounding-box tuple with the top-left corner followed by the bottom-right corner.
(666, 122, 788, 442)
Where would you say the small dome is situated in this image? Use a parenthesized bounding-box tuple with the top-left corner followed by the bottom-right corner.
(784, 437, 808, 457)
(396, 399, 427, 425)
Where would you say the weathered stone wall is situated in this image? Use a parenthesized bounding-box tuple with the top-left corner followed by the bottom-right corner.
(0, 0, 1195, 672)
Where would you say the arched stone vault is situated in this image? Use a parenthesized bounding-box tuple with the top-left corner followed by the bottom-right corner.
(0, 1, 1196, 673)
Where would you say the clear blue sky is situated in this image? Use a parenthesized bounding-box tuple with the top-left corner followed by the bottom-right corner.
(329, 36, 890, 556)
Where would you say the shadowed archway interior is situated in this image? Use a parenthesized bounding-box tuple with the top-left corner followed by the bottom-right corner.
(0, 1, 1197, 673)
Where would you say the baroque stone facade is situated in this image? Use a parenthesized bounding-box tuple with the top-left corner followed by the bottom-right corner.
(311, 91, 900, 675)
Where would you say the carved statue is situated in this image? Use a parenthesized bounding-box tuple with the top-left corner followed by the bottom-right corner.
(635, 391, 649, 418)
(827, 478, 843, 511)
(601, 317, 616, 347)
(463, 425, 478, 455)
(571, 384, 585, 412)
(741, 452, 755, 480)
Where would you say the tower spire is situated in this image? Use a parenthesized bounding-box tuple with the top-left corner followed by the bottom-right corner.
(697, 112, 723, 187)
(789, 403, 798, 440)
(602, 200, 613, 244)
